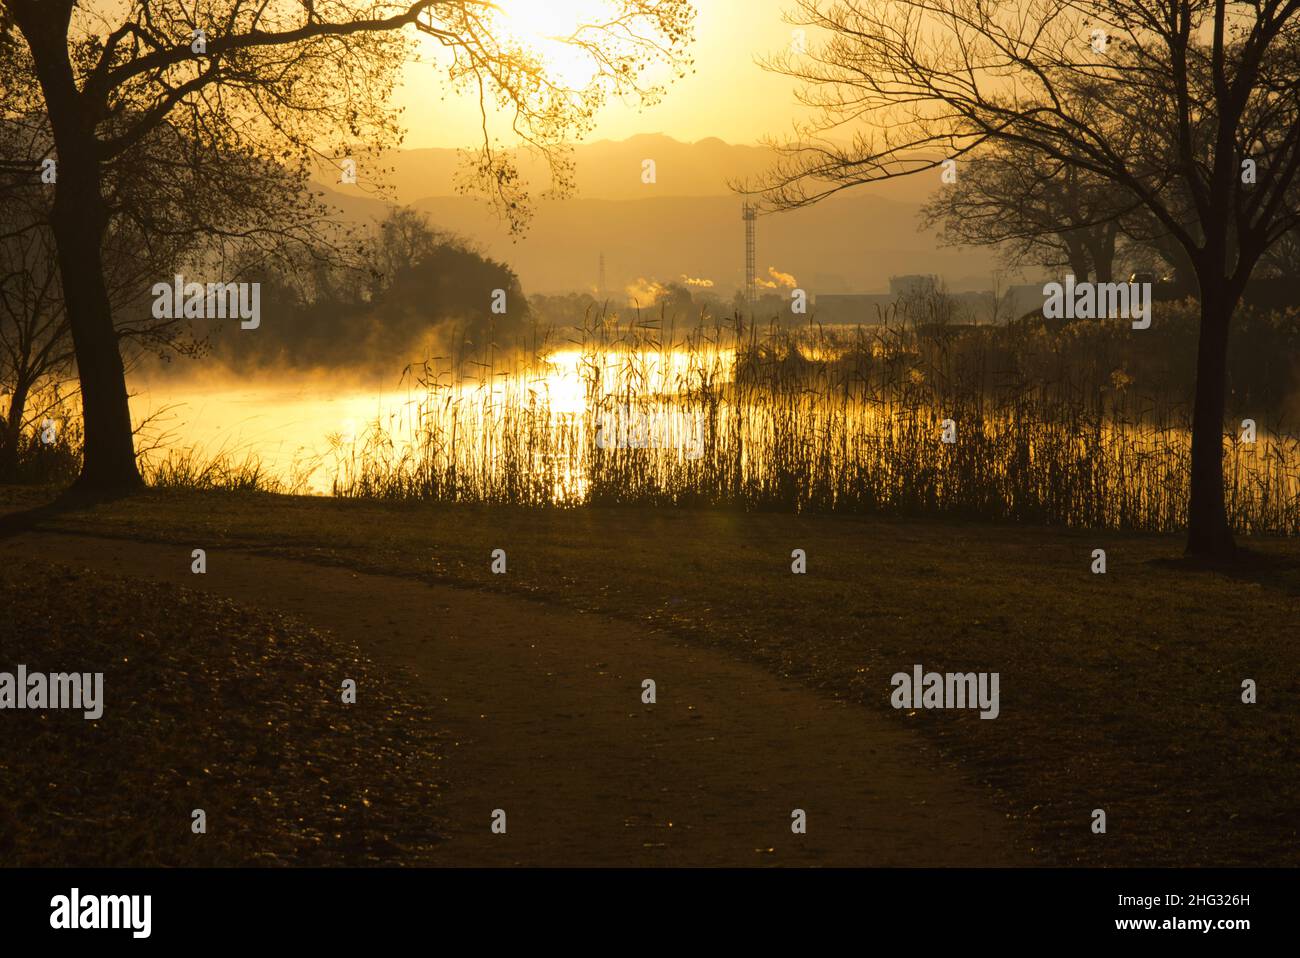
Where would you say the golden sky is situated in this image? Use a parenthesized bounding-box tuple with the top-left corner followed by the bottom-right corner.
(393, 0, 809, 148)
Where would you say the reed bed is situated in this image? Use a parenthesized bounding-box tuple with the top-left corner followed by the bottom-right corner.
(325, 300, 1300, 535)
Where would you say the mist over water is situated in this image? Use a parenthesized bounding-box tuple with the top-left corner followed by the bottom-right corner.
(123, 309, 1300, 537)
(128, 345, 623, 495)
(130, 373, 408, 495)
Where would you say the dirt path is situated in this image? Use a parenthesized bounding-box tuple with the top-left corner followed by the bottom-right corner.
(4, 529, 1026, 866)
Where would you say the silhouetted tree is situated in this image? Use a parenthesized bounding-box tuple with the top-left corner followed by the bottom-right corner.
(920, 141, 1129, 282)
(0, 93, 357, 480)
(753, 0, 1300, 557)
(1, 0, 695, 495)
(206, 207, 528, 367)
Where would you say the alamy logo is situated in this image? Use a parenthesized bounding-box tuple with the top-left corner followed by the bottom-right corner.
(595, 406, 705, 459)
(152, 274, 260, 329)
(0, 665, 103, 719)
(50, 888, 151, 939)
(1042, 275, 1151, 329)
(890, 664, 1000, 719)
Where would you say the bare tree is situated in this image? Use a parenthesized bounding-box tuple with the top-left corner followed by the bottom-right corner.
(0, 93, 358, 480)
(0, 182, 72, 478)
(920, 140, 1129, 282)
(751, 0, 1300, 557)
(0, 111, 198, 479)
(1258, 223, 1300, 275)
(1, 0, 695, 495)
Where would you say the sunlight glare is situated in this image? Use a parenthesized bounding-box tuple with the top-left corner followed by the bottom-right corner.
(494, 0, 614, 89)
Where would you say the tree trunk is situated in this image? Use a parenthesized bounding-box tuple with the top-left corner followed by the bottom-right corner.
(1057, 227, 1093, 283)
(48, 170, 142, 494)
(1088, 224, 1118, 283)
(16, 2, 142, 495)
(1157, 236, 1198, 299)
(1185, 286, 1235, 557)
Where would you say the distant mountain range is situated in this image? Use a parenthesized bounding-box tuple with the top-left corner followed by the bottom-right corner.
(312, 134, 1004, 297)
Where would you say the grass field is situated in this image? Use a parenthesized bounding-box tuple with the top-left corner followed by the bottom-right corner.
(4, 485, 1296, 866)
(0, 546, 445, 866)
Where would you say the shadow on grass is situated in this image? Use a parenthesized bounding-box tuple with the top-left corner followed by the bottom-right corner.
(1, 555, 445, 865)
(1148, 547, 1300, 595)
(0, 483, 142, 540)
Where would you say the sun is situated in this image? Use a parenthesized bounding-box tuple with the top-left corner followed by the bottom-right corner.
(494, 0, 611, 41)
(493, 0, 614, 89)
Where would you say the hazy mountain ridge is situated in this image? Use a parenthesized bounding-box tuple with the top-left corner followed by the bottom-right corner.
(336, 133, 941, 205)
(313, 134, 1000, 296)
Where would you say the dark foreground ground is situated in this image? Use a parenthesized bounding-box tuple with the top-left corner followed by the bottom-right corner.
(1, 486, 1296, 866)
(0, 557, 444, 865)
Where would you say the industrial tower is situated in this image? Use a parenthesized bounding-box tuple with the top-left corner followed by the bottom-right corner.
(742, 202, 757, 306)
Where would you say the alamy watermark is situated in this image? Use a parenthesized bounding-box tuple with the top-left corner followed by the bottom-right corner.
(890, 664, 1000, 719)
(0, 665, 103, 719)
(1042, 275, 1151, 329)
(152, 274, 260, 329)
(50, 888, 150, 938)
(595, 405, 705, 459)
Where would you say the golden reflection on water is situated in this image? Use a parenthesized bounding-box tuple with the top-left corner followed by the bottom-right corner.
(131, 347, 737, 496)
(127, 340, 1300, 536)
